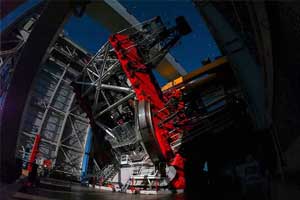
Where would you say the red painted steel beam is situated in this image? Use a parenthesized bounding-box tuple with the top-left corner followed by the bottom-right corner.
(109, 34, 187, 189)
(27, 134, 41, 172)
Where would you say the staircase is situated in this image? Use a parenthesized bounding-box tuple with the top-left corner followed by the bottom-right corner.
(121, 178, 131, 192)
(96, 164, 119, 183)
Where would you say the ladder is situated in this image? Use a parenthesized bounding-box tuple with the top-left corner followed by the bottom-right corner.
(121, 178, 131, 192)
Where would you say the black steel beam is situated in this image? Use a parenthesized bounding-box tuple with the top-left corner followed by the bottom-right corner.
(0, 0, 74, 183)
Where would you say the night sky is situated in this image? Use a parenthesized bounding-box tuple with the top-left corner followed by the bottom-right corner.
(64, 1, 220, 84)
(3, 0, 221, 85)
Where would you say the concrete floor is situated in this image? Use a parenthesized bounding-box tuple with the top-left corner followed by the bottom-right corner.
(1, 176, 185, 200)
(11, 188, 185, 200)
(2, 177, 300, 200)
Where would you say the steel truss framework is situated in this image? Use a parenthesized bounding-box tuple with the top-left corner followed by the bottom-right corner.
(71, 16, 192, 188)
(73, 16, 244, 190)
(0, 11, 40, 121)
(72, 39, 147, 169)
(5, 11, 244, 188)
(16, 32, 91, 179)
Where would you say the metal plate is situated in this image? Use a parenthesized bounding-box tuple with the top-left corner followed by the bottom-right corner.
(137, 100, 165, 164)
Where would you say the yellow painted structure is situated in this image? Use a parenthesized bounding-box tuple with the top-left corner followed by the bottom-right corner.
(161, 56, 228, 91)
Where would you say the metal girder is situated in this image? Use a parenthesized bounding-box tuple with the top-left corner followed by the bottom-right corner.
(49, 104, 89, 123)
(195, 2, 268, 129)
(22, 131, 57, 146)
(60, 147, 75, 171)
(16, 31, 90, 180)
(61, 144, 83, 154)
(94, 93, 135, 118)
(0, 1, 75, 181)
(75, 82, 133, 93)
(161, 56, 228, 91)
(52, 93, 75, 166)
(37, 66, 68, 133)
(68, 116, 84, 150)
